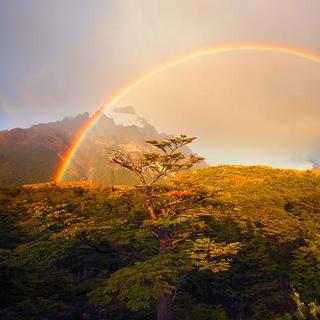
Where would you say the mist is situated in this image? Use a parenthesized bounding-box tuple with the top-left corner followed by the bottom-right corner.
(113, 52, 320, 169)
(1, 0, 320, 128)
(1, 0, 320, 168)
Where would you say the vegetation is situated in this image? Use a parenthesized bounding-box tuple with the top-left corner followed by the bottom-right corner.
(0, 144, 59, 185)
(0, 136, 319, 319)
(109, 135, 240, 320)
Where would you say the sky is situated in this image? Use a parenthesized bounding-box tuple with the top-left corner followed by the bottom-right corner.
(1, 0, 320, 168)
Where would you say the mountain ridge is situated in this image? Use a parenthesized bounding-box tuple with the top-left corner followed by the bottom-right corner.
(0, 110, 199, 186)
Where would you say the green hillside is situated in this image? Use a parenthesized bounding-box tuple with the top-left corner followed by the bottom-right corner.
(0, 166, 319, 319)
(0, 144, 59, 185)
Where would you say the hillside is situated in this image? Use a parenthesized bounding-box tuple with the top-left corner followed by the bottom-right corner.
(0, 109, 197, 186)
(0, 165, 319, 319)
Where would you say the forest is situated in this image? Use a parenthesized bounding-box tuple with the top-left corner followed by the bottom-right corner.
(0, 136, 319, 320)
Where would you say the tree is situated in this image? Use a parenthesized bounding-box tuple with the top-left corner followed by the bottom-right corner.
(104, 135, 240, 320)
(2, 163, 320, 319)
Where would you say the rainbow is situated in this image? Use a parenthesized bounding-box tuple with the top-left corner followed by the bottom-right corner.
(53, 43, 320, 182)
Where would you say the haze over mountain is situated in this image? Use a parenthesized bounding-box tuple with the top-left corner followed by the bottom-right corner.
(0, 108, 198, 186)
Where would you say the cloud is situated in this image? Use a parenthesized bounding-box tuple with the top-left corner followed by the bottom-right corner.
(113, 51, 320, 168)
(1, 0, 320, 129)
(1, 0, 320, 167)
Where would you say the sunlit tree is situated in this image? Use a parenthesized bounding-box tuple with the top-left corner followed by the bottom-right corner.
(103, 135, 240, 320)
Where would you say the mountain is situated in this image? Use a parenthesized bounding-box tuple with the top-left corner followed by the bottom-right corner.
(0, 109, 199, 186)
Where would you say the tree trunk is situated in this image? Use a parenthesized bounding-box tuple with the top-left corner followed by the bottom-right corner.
(157, 230, 175, 320)
(157, 294, 175, 320)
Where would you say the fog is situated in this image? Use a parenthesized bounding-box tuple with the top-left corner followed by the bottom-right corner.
(113, 53, 320, 168)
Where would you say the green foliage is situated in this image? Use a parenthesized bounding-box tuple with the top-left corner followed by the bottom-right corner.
(187, 238, 240, 272)
(0, 144, 59, 185)
(291, 289, 320, 320)
(112, 134, 204, 186)
(108, 136, 239, 320)
(92, 254, 187, 311)
(0, 164, 319, 319)
(291, 236, 320, 302)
